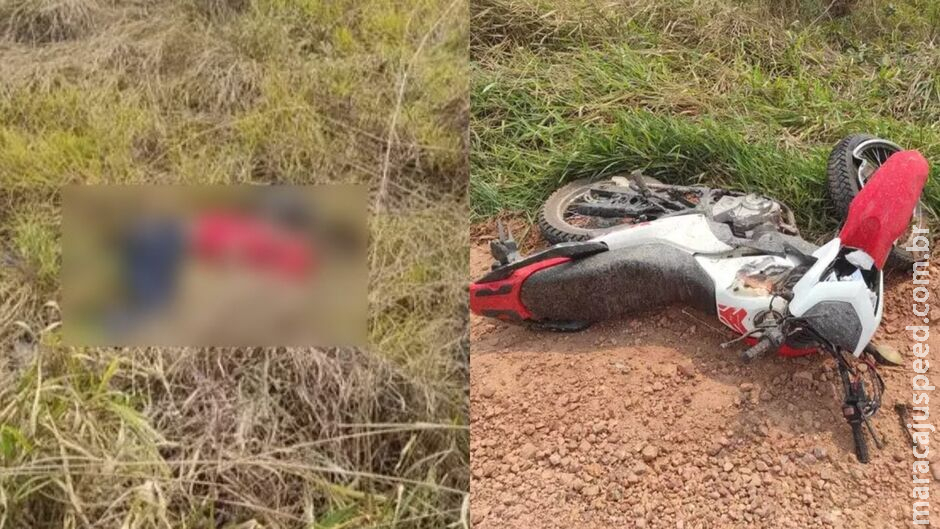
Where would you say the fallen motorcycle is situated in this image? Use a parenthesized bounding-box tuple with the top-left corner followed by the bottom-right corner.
(470, 134, 929, 463)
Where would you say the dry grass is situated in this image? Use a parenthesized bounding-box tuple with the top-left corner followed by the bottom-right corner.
(0, 0, 101, 44)
(0, 345, 464, 528)
(0, 0, 468, 527)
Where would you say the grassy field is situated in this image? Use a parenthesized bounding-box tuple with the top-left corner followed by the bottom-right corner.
(471, 0, 940, 239)
(0, 1, 468, 528)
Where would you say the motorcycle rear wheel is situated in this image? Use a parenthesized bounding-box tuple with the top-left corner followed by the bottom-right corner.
(538, 175, 668, 244)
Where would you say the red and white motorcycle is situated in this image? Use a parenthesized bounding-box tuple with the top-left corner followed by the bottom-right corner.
(471, 135, 930, 462)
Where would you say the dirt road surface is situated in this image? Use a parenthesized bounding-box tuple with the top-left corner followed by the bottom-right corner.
(470, 233, 939, 529)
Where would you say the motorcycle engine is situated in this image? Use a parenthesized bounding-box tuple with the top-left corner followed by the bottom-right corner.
(710, 194, 783, 237)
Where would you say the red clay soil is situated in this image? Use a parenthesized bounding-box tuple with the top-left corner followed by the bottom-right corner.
(470, 229, 939, 529)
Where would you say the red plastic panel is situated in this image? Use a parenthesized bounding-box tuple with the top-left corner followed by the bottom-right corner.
(470, 257, 570, 322)
(839, 150, 929, 269)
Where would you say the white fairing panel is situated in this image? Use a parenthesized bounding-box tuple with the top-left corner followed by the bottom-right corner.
(595, 215, 733, 254)
(788, 238, 881, 356)
(696, 255, 795, 334)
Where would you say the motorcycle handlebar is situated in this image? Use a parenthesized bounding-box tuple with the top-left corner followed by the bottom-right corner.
(740, 338, 775, 362)
(739, 325, 787, 362)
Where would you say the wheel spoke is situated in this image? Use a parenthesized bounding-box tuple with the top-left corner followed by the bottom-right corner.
(855, 141, 900, 186)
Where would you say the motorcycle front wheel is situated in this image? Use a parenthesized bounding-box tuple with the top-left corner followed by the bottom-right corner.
(827, 133, 928, 267)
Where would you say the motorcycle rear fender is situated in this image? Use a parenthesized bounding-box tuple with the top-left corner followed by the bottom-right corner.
(789, 238, 882, 356)
(470, 257, 571, 322)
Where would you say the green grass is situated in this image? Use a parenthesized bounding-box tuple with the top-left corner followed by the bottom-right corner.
(471, 0, 940, 237)
(0, 0, 468, 528)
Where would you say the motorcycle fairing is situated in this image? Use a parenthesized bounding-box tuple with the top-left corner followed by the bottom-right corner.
(695, 254, 793, 332)
(788, 238, 882, 356)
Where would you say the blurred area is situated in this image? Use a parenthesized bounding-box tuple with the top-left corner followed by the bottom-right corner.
(64, 186, 366, 346)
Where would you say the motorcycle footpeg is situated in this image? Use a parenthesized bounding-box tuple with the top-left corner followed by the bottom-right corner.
(489, 221, 521, 268)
